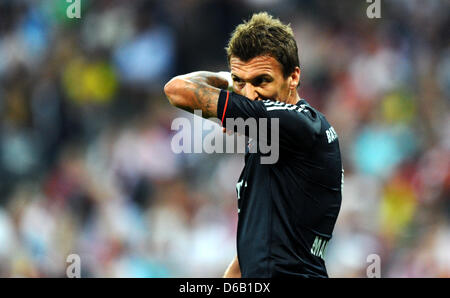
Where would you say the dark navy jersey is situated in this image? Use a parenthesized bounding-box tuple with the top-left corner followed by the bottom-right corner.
(217, 90, 343, 278)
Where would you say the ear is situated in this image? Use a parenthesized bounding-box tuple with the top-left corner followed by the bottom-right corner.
(289, 67, 301, 89)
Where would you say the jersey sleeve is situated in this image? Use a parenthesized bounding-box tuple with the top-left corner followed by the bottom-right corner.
(217, 90, 322, 151)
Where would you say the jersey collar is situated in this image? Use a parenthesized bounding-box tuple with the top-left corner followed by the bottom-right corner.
(296, 98, 308, 106)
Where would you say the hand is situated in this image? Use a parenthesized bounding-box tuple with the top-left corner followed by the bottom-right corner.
(217, 71, 233, 91)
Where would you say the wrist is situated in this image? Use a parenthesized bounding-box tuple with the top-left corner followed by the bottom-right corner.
(217, 71, 233, 91)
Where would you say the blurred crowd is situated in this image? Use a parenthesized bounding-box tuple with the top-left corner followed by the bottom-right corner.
(0, 0, 448, 277)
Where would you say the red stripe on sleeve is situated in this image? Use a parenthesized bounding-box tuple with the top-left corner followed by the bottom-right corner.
(221, 91, 230, 126)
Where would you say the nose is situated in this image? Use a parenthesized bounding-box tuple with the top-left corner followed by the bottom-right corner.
(242, 83, 259, 101)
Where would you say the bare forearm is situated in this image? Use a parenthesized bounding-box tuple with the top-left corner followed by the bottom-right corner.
(164, 71, 231, 118)
(179, 71, 230, 90)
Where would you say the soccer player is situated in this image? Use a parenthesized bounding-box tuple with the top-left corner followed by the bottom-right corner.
(164, 12, 342, 278)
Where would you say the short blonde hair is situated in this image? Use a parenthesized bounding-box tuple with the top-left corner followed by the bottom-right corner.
(225, 12, 299, 78)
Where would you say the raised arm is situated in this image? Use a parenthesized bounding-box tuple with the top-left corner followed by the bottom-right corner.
(163, 71, 232, 118)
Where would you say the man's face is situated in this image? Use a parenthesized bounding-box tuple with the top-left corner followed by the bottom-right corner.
(230, 55, 293, 102)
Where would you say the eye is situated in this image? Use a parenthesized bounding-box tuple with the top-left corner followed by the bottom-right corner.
(233, 78, 245, 89)
(254, 77, 271, 86)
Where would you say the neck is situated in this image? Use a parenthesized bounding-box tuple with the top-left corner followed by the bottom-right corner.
(285, 91, 300, 105)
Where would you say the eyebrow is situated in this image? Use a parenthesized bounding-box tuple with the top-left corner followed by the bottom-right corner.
(231, 74, 273, 82)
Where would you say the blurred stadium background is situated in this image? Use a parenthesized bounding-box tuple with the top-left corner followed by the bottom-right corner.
(0, 0, 448, 277)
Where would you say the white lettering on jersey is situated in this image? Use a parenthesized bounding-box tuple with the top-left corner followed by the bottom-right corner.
(310, 236, 329, 259)
(325, 126, 338, 143)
